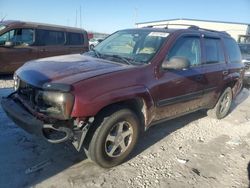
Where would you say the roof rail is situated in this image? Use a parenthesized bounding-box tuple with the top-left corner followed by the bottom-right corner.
(142, 23, 230, 36)
(193, 27, 230, 36)
(143, 23, 198, 29)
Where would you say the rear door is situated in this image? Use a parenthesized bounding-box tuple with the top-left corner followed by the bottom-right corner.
(154, 34, 205, 121)
(36, 29, 67, 58)
(0, 28, 38, 73)
(200, 36, 228, 108)
(66, 32, 87, 54)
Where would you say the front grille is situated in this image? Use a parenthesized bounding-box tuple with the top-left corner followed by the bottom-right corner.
(18, 80, 39, 109)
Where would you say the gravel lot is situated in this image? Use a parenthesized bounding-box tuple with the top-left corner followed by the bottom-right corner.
(0, 76, 249, 188)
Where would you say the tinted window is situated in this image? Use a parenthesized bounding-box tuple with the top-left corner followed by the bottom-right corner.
(67, 32, 83, 45)
(167, 36, 201, 66)
(36, 29, 65, 45)
(204, 38, 225, 64)
(239, 44, 250, 55)
(0, 28, 34, 46)
(224, 38, 242, 63)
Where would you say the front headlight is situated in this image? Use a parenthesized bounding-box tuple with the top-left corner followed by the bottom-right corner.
(36, 91, 74, 120)
(13, 73, 20, 91)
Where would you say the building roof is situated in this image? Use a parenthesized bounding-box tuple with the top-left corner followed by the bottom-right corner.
(136, 18, 250, 26)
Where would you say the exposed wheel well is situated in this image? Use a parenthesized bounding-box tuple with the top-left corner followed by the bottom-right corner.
(83, 98, 147, 150)
(225, 80, 240, 97)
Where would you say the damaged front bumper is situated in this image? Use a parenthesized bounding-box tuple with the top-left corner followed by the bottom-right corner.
(1, 94, 92, 151)
(1, 97, 44, 136)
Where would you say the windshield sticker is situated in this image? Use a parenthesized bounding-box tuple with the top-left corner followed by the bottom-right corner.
(149, 32, 169, 37)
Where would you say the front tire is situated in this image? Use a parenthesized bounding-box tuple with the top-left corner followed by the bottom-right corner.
(88, 108, 139, 168)
(207, 87, 233, 119)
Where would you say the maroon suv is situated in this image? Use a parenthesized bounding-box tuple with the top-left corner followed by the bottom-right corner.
(1, 27, 244, 168)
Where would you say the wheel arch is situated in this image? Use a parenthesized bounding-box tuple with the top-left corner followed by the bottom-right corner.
(82, 89, 155, 150)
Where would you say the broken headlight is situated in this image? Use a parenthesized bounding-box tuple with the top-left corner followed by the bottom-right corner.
(35, 91, 74, 120)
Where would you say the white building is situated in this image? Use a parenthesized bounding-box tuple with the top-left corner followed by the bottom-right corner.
(136, 18, 250, 43)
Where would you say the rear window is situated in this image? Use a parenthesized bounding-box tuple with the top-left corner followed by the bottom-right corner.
(36, 29, 65, 46)
(204, 38, 225, 64)
(224, 38, 242, 63)
(67, 32, 84, 45)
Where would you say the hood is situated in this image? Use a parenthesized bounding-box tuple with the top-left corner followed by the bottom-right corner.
(16, 54, 131, 88)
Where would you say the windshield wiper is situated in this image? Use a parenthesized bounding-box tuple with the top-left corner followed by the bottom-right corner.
(105, 54, 133, 65)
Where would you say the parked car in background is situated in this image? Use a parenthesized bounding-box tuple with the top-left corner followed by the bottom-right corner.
(0, 20, 89, 74)
(1, 26, 244, 168)
(89, 38, 104, 49)
(239, 43, 250, 86)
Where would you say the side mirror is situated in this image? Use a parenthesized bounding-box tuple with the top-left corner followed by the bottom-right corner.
(4, 41, 14, 47)
(162, 56, 190, 70)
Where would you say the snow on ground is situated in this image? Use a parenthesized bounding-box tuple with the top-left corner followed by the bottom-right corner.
(0, 76, 249, 188)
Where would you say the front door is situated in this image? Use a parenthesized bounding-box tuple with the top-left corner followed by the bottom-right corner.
(0, 28, 38, 73)
(154, 35, 205, 121)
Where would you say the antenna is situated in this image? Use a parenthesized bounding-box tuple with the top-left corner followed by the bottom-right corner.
(75, 9, 78, 27)
(134, 8, 138, 26)
(80, 6, 82, 28)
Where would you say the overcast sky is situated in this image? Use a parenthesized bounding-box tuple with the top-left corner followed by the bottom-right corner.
(1, 0, 250, 33)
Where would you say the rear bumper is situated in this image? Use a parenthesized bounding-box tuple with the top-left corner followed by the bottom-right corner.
(1, 97, 44, 136)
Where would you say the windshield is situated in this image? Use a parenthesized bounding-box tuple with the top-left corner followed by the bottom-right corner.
(92, 30, 169, 64)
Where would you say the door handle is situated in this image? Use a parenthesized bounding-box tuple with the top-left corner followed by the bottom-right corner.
(222, 70, 228, 75)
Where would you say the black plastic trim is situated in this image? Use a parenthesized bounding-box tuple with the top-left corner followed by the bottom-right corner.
(157, 87, 216, 107)
(42, 83, 72, 92)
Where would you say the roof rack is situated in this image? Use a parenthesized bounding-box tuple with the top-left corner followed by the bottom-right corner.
(143, 23, 198, 29)
(143, 23, 230, 36)
(189, 26, 230, 36)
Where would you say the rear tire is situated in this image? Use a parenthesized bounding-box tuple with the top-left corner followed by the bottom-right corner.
(207, 87, 233, 119)
(87, 108, 139, 168)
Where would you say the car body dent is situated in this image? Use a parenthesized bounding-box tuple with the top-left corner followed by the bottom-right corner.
(71, 85, 155, 126)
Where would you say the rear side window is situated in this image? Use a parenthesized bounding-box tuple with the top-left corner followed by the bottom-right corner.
(167, 36, 201, 66)
(67, 32, 84, 45)
(204, 38, 225, 64)
(224, 38, 242, 63)
(36, 29, 65, 45)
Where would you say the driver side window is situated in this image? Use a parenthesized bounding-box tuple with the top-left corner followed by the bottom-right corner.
(167, 36, 201, 67)
(0, 28, 34, 46)
(0, 30, 14, 45)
